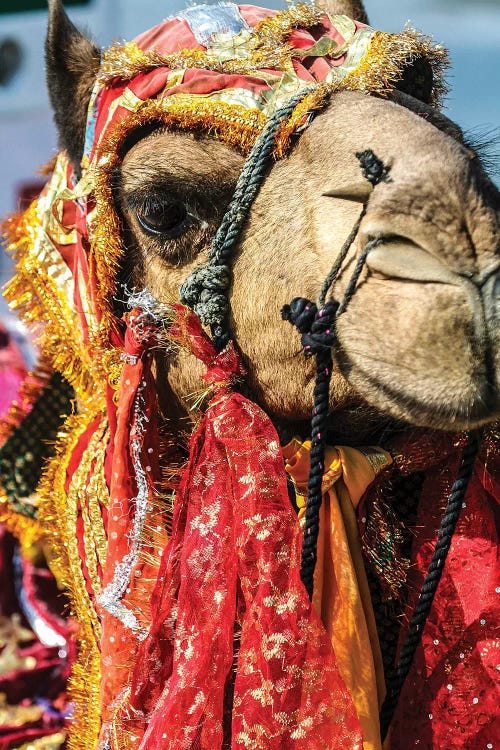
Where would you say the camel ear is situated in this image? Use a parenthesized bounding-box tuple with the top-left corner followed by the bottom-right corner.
(315, 0, 369, 24)
(46, 0, 101, 172)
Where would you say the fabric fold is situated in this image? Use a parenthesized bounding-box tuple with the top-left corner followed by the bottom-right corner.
(284, 438, 391, 750)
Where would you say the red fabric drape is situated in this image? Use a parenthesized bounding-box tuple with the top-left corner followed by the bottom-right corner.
(125, 310, 364, 749)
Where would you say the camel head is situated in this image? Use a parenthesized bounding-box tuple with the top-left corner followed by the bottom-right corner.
(45, 0, 500, 441)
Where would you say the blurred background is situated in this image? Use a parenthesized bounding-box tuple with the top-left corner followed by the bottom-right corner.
(0, 0, 499, 299)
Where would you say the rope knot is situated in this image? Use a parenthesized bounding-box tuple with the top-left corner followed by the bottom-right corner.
(282, 297, 317, 333)
(355, 149, 391, 186)
(180, 264, 231, 328)
(282, 297, 338, 356)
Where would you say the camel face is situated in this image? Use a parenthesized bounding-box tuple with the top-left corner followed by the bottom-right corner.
(44, 0, 500, 438)
(115, 91, 500, 434)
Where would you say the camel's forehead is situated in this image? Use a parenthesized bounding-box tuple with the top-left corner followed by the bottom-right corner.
(85, 2, 447, 168)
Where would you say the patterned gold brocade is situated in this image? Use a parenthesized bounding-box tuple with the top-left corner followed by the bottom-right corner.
(73, 423, 110, 593)
(2, 168, 109, 406)
(1, 146, 112, 750)
(359, 446, 393, 477)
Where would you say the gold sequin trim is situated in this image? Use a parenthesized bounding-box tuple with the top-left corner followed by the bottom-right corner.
(76, 422, 110, 593)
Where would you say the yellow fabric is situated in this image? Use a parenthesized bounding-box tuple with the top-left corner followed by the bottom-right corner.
(283, 439, 392, 750)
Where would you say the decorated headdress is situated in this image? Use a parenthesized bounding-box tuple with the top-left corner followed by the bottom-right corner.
(0, 4, 453, 749)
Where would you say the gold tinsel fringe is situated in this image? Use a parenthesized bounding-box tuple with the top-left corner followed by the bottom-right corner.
(274, 83, 334, 157)
(37, 409, 104, 750)
(91, 98, 266, 333)
(98, 6, 447, 108)
(343, 28, 449, 107)
(2, 206, 100, 405)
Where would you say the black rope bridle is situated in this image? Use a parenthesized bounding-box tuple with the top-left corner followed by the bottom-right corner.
(180, 90, 482, 736)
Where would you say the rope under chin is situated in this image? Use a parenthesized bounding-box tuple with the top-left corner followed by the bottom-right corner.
(179, 95, 483, 737)
(281, 233, 382, 598)
(379, 427, 482, 739)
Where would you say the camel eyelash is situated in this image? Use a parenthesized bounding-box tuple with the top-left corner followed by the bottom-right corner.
(463, 127, 500, 178)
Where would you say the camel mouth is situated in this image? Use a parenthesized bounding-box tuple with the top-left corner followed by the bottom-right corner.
(365, 236, 500, 290)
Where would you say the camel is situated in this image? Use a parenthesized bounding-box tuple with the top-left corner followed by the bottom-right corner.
(0, 0, 498, 749)
(45, 0, 500, 440)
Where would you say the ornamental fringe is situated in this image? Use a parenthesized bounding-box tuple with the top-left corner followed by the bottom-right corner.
(36, 409, 106, 750)
(90, 99, 266, 339)
(99, 10, 448, 107)
(342, 28, 449, 106)
(1, 206, 105, 406)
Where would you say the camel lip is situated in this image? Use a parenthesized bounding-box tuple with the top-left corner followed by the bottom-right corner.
(365, 237, 461, 285)
(338, 358, 500, 432)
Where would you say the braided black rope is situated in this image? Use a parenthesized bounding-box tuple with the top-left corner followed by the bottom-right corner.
(336, 237, 382, 315)
(379, 429, 483, 740)
(282, 299, 337, 597)
(282, 235, 381, 596)
(283, 151, 389, 597)
(318, 207, 366, 307)
(318, 148, 391, 306)
(180, 88, 313, 351)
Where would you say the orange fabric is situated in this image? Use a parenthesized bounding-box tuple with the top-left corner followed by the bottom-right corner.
(283, 439, 392, 750)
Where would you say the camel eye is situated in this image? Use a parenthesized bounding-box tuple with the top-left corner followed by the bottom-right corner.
(136, 196, 188, 237)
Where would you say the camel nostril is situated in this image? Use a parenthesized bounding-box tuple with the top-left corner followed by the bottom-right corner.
(364, 237, 460, 285)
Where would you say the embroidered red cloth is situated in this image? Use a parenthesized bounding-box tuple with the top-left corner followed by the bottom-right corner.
(124, 308, 364, 749)
(390, 447, 500, 750)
